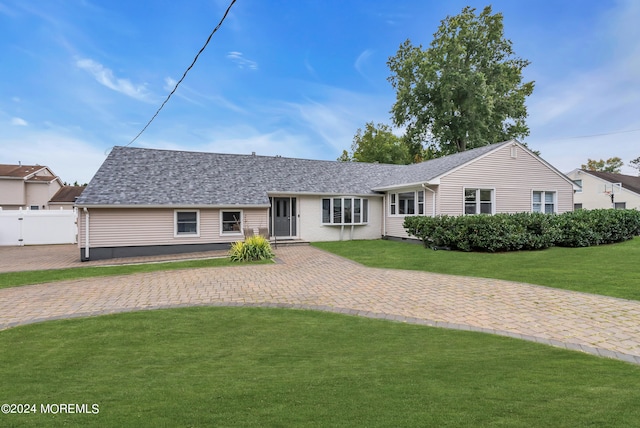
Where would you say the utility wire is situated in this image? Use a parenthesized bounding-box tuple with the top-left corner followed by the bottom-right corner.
(126, 0, 237, 147)
(541, 127, 640, 142)
(567, 127, 640, 139)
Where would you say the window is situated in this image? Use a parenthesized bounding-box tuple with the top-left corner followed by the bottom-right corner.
(322, 199, 331, 223)
(533, 191, 556, 214)
(29, 205, 39, 210)
(615, 202, 626, 210)
(573, 179, 582, 193)
(333, 198, 342, 223)
(322, 197, 369, 225)
(389, 191, 424, 216)
(221, 210, 242, 234)
(574, 203, 583, 210)
(465, 189, 493, 215)
(398, 192, 415, 215)
(175, 210, 199, 236)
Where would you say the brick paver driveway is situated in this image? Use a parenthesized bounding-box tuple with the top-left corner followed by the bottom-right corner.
(1, 245, 640, 364)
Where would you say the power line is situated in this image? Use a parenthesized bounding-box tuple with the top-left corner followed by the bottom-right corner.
(541, 127, 640, 142)
(567, 127, 640, 139)
(126, 0, 238, 147)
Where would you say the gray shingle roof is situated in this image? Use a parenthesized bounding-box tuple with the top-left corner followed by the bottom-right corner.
(582, 170, 640, 196)
(76, 141, 513, 207)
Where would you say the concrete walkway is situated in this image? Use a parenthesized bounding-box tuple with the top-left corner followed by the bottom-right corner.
(1, 245, 640, 364)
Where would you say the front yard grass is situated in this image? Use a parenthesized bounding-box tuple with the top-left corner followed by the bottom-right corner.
(2, 307, 640, 427)
(0, 258, 271, 290)
(313, 237, 640, 301)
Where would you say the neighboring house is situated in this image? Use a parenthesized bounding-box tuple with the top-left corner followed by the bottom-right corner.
(75, 140, 576, 261)
(0, 164, 63, 210)
(567, 169, 640, 210)
(48, 185, 86, 210)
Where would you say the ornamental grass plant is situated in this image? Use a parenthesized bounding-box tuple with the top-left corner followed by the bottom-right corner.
(229, 235, 275, 262)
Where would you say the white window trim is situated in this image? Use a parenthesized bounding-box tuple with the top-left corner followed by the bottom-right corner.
(321, 197, 369, 226)
(220, 209, 244, 235)
(573, 179, 583, 193)
(531, 190, 557, 214)
(174, 209, 200, 238)
(388, 190, 425, 217)
(463, 187, 495, 215)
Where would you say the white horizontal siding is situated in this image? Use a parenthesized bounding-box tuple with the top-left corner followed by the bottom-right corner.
(78, 208, 268, 248)
(298, 195, 383, 242)
(568, 170, 640, 210)
(439, 144, 573, 215)
(383, 186, 437, 239)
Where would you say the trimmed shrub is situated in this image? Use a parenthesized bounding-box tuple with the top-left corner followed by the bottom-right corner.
(404, 209, 640, 252)
(555, 209, 640, 247)
(229, 235, 275, 262)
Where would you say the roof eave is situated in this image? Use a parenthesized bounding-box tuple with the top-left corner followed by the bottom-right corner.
(75, 203, 271, 209)
(267, 191, 384, 197)
(372, 179, 440, 192)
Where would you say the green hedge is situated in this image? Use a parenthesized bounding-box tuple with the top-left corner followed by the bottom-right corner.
(404, 209, 640, 252)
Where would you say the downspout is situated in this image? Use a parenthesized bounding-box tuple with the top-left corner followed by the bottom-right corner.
(422, 184, 436, 217)
(83, 208, 89, 260)
(382, 193, 386, 237)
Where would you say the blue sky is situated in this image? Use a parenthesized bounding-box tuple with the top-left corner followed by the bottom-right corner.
(1, 0, 639, 184)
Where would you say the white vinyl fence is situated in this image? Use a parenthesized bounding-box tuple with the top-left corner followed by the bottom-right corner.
(0, 208, 77, 246)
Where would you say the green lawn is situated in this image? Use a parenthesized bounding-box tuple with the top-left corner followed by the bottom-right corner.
(313, 237, 640, 301)
(2, 307, 639, 427)
(0, 257, 271, 290)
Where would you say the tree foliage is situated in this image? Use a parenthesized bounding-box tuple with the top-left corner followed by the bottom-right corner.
(338, 122, 411, 164)
(581, 157, 624, 173)
(629, 156, 640, 175)
(387, 6, 534, 158)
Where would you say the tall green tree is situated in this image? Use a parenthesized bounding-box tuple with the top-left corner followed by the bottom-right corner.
(338, 122, 410, 164)
(582, 157, 624, 173)
(629, 156, 640, 176)
(387, 6, 534, 158)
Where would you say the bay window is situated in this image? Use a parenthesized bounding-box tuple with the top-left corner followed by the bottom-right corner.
(322, 197, 369, 225)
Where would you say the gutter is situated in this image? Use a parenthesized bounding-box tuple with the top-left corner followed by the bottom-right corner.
(373, 178, 441, 192)
(74, 203, 272, 209)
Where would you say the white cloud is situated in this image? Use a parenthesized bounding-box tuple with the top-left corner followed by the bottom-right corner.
(163, 77, 177, 93)
(279, 86, 396, 155)
(304, 57, 318, 79)
(76, 58, 152, 102)
(526, 0, 640, 174)
(226, 51, 258, 70)
(11, 117, 28, 126)
(142, 124, 315, 160)
(0, 129, 108, 184)
(354, 49, 374, 78)
(162, 76, 246, 113)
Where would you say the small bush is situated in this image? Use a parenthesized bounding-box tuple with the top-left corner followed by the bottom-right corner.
(229, 235, 275, 262)
(404, 209, 640, 252)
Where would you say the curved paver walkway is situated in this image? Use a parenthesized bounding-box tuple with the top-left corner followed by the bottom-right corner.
(1, 245, 640, 364)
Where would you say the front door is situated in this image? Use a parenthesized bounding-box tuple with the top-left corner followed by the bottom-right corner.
(271, 197, 296, 237)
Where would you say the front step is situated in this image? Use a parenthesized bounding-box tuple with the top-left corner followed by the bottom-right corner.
(269, 238, 310, 247)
